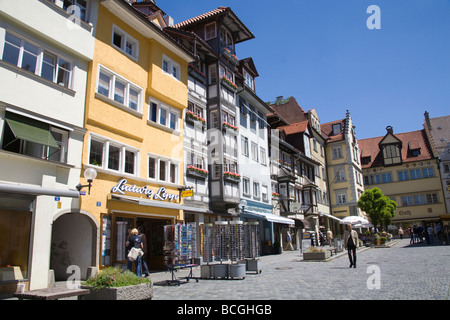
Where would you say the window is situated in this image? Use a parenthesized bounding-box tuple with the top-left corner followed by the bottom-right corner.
(401, 196, 413, 206)
(241, 136, 249, 157)
(205, 22, 217, 41)
(381, 173, 392, 183)
(251, 142, 258, 162)
(97, 66, 143, 112)
(220, 27, 233, 50)
(253, 182, 260, 199)
(332, 147, 343, 159)
(260, 147, 267, 166)
(262, 185, 268, 202)
(242, 177, 250, 196)
(422, 167, 433, 178)
(89, 135, 139, 175)
(398, 170, 409, 181)
(337, 193, 347, 204)
(414, 194, 426, 205)
(162, 55, 180, 81)
(336, 169, 345, 182)
(426, 194, 438, 204)
(332, 123, 342, 135)
(148, 154, 179, 184)
(1, 31, 73, 88)
(62, 0, 88, 22)
(2, 112, 69, 163)
(243, 70, 254, 91)
(410, 169, 421, 180)
(112, 25, 139, 60)
(148, 98, 180, 131)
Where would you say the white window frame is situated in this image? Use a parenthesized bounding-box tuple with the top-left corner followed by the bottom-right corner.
(253, 181, 260, 200)
(337, 192, 347, 204)
(243, 70, 254, 91)
(1, 29, 74, 89)
(112, 25, 139, 61)
(242, 177, 251, 196)
(162, 54, 180, 81)
(148, 153, 179, 184)
(96, 65, 143, 113)
(148, 97, 180, 132)
(251, 142, 258, 162)
(88, 134, 139, 176)
(260, 147, 267, 166)
(332, 146, 343, 159)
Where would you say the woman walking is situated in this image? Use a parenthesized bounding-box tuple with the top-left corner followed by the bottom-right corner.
(343, 224, 359, 268)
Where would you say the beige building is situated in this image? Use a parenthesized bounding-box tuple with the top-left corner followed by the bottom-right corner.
(358, 125, 446, 228)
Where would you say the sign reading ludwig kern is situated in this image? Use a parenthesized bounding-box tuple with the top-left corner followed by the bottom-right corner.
(111, 179, 179, 202)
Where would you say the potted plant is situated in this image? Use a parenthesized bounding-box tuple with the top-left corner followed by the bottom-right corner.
(222, 121, 238, 132)
(81, 267, 152, 300)
(224, 171, 241, 182)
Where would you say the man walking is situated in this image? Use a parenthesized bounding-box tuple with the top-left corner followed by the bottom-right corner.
(343, 224, 359, 268)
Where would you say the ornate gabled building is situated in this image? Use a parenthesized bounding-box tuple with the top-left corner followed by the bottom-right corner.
(358, 125, 445, 228)
(321, 110, 365, 223)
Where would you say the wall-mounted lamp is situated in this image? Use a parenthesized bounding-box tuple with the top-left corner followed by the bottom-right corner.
(238, 199, 247, 214)
(76, 168, 97, 195)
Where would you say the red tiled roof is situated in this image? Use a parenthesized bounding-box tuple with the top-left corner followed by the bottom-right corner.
(278, 120, 309, 135)
(173, 7, 229, 29)
(358, 129, 434, 169)
(321, 119, 345, 142)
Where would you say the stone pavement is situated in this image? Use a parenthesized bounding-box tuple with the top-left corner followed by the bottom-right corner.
(149, 239, 450, 300)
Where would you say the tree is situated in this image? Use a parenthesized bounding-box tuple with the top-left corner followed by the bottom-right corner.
(357, 187, 397, 230)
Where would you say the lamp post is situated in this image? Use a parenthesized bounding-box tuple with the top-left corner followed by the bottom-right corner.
(76, 168, 97, 195)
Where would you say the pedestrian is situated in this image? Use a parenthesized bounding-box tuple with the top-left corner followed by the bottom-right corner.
(398, 227, 404, 240)
(284, 231, 294, 251)
(343, 224, 359, 268)
(413, 225, 419, 244)
(327, 228, 334, 246)
(126, 228, 144, 277)
(435, 223, 442, 244)
(138, 226, 151, 277)
(409, 226, 414, 244)
(418, 225, 424, 243)
(427, 225, 434, 244)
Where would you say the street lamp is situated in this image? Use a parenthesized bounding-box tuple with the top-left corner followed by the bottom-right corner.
(238, 199, 247, 213)
(76, 168, 97, 195)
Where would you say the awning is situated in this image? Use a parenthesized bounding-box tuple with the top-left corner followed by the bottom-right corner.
(243, 210, 295, 225)
(293, 218, 310, 229)
(319, 212, 342, 222)
(0, 183, 80, 198)
(5, 112, 59, 149)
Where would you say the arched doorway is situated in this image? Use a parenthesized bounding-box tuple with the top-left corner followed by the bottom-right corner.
(50, 211, 98, 281)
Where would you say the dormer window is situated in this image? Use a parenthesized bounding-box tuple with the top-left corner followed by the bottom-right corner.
(244, 70, 254, 91)
(332, 123, 342, 135)
(382, 144, 401, 165)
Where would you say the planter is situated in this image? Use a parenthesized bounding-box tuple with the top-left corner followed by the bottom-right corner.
(245, 259, 262, 274)
(213, 264, 229, 279)
(186, 166, 208, 179)
(229, 264, 246, 279)
(200, 265, 213, 279)
(303, 251, 331, 261)
(81, 283, 153, 300)
(224, 172, 241, 183)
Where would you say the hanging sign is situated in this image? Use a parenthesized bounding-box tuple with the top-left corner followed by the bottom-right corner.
(181, 189, 194, 197)
(111, 179, 179, 202)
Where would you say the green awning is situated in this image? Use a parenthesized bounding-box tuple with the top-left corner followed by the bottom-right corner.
(5, 112, 59, 149)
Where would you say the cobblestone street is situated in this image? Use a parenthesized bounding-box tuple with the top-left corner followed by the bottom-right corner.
(151, 239, 450, 300)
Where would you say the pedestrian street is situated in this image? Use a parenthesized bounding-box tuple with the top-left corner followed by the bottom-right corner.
(151, 239, 450, 300)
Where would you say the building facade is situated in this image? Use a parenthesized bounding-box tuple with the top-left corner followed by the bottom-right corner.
(321, 110, 365, 226)
(358, 125, 446, 229)
(0, 0, 99, 292)
(79, 0, 193, 275)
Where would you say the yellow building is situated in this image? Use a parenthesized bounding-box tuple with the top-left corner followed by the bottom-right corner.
(78, 0, 193, 273)
(321, 111, 365, 222)
(359, 126, 446, 229)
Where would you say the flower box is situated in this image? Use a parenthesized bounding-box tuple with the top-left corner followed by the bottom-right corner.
(186, 110, 206, 125)
(81, 283, 153, 300)
(222, 121, 238, 132)
(224, 171, 241, 183)
(223, 48, 239, 65)
(187, 165, 209, 179)
(220, 76, 238, 92)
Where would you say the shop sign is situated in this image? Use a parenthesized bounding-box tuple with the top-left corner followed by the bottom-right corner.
(111, 179, 179, 202)
(181, 189, 194, 197)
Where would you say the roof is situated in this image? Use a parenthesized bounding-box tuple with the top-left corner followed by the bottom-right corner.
(172, 7, 254, 43)
(321, 119, 346, 142)
(267, 96, 308, 124)
(278, 121, 309, 135)
(358, 129, 434, 169)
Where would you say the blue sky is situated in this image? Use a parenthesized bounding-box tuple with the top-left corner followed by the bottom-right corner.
(156, 0, 450, 139)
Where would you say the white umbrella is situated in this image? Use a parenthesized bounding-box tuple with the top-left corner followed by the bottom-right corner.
(339, 216, 369, 225)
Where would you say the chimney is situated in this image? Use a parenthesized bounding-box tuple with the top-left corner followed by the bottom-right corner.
(275, 96, 283, 105)
(386, 126, 393, 135)
(424, 111, 431, 129)
(164, 15, 174, 27)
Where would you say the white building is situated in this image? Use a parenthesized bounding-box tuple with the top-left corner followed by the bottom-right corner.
(0, 0, 98, 293)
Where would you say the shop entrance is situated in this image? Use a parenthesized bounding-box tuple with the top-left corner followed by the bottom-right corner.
(136, 217, 171, 271)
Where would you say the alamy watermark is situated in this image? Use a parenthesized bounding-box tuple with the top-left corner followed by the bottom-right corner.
(367, 5, 381, 30)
